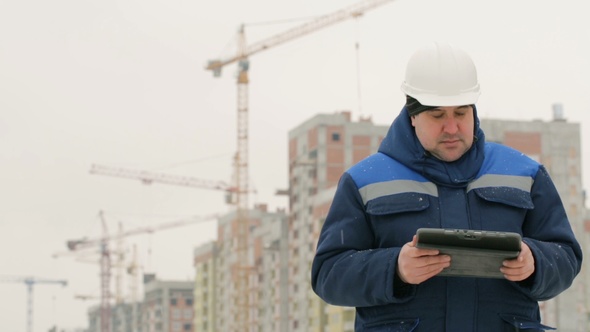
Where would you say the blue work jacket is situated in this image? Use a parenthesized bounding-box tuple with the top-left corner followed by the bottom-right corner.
(311, 107, 582, 331)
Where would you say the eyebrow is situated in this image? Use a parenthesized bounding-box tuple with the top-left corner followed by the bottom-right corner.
(430, 105, 471, 111)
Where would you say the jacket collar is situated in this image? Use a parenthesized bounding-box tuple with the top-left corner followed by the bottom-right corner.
(378, 106, 485, 187)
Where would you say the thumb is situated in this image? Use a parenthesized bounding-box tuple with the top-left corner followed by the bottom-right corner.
(408, 235, 418, 247)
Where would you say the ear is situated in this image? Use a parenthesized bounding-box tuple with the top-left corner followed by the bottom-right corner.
(410, 115, 417, 127)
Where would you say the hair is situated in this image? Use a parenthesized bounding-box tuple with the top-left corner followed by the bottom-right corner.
(405, 95, 437, 116)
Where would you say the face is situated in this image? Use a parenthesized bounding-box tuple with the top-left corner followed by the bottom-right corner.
(410, 105, 474, 162)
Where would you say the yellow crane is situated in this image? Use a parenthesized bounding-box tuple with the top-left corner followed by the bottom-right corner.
(0, 275, 67, 332)
(205, 0, 394, 329)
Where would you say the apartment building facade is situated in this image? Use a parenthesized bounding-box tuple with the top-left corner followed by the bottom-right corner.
(287, 111, 389, 331)
(141, 279, 194, 332)
(192, 204, 288, 332)
(193, 242, 217, 332)
(85, 277, 194, 332)
(86, 302, 140, 332)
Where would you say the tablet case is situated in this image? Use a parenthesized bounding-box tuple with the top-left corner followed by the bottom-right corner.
(415, 228, 522, 278)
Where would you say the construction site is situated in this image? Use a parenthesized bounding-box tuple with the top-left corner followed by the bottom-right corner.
(9, 109, 588, 332)
(2, 0, 590, 331)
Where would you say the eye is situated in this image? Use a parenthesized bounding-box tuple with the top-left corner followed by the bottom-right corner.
(430, 111, 445, 119)
(455, 106, 472, 116)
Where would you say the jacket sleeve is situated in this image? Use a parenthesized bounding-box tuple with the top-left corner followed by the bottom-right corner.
(516, 166, 583, 300)
(311, 172, 415, 307)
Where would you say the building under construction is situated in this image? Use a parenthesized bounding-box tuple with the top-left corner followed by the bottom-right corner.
(86, 275, 194, 332)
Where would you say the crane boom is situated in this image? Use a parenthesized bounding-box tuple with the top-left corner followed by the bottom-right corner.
(90, 164, 233, 192)
(63, 213, 219, 252)
(0, 276, 68, 286)
(1, 276, 67, 332)
(206, 0, 394, 74)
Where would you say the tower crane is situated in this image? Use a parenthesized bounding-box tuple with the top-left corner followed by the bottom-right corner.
(0, 275, 67, 332)
(89, 163, 245, 204)
(90, 163, 233, 191)
(63, 212, 219, 252)
(205, 0, 394, 329)
(54, 211, 218, 332)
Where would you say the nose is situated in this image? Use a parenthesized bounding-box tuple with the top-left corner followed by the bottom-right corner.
(442, 116, 460, 135)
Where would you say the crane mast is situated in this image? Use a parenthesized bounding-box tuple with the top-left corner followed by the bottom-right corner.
(234, 26, 251, 330)
(205, 0, 394, 330)
(0, 276, 67, 332)
(99, 211, 111, 332)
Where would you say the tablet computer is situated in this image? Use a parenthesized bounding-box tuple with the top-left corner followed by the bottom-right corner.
(415, 228, 522, 278)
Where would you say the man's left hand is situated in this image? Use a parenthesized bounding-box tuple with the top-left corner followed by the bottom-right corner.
(501, 241, 535, 281)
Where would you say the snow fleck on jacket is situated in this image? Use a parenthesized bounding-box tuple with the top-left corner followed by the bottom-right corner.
(311, 107, 582, 331)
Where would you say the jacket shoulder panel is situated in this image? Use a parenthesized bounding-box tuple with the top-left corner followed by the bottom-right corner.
(347, 153, 437, 205)
(470, 143, 541, 191)
(479, 142, 540, 178)
(468, 143, 541, 208)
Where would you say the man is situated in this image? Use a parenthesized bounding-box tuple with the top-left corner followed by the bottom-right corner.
(311, 42, 582, 331)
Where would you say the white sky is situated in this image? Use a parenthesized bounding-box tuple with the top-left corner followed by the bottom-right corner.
(1, 0, 589, 331)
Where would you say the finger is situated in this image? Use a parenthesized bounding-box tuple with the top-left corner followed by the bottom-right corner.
(502, 270, 529, 281)
(404, 261, 450, 284)
(410, 256, 451, 277)
(502, 259, 524, 268)
(419, 254, 451, 267)
(404, 237, 440, 258)
(502, 252, 530, 268)
(408, 235, 417, 247)
(417, 259, 451, 277)
(411, 248, 441, 258)
(501, 264, 534, 281)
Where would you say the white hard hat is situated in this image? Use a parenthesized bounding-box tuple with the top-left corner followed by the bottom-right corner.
(401, 42, 480, 107)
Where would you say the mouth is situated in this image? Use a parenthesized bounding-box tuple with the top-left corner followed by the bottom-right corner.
(441, 139, 460, 145)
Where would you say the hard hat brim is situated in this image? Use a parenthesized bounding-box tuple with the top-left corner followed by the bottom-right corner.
(401, 83, 480, 107)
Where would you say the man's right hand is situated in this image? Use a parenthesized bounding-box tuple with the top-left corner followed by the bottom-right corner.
(396, 235, 451, 284)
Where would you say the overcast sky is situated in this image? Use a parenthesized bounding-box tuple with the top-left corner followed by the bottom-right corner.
(1, 0, 589, 331)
